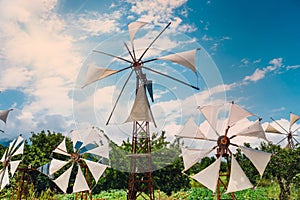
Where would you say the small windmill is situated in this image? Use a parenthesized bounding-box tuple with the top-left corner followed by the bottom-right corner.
(176, 102, 271, 200)
(83, 21, 199, 200)
(0, 135, 24, 191)
(265, 112, 300, 148)
(48, 128, 108, 199)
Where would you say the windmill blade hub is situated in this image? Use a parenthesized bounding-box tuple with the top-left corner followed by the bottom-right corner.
(71, 152, 81, 162)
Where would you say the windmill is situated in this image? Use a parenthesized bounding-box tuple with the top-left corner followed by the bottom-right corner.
(0, 135, 24, 191)
(82, 21, 199, 200)
(48, 128, 108, 199)
(265, 112, 300, 148)
(176, 102, 271, 200)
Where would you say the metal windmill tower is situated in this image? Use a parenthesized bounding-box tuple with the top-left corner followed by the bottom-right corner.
(176, 102, 271, 200)
(265, 112, 300, 148)
(83, 21, 199, 200)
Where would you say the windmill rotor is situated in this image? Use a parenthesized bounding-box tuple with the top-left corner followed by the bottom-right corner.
(48, 128, 109, 194)
(265, 112, 300, 148)
(177, 102, 271, 199)
(0, 135, 24, 191)
(83, 21, 200, 125)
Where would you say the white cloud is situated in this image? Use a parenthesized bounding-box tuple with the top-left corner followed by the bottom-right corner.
(287, 65, 300, 70)
(243, 57, 282, 82)
(269, 57, 283, 67)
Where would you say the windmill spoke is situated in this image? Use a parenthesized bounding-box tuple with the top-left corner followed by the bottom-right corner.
(276, 136, 288, 145)
(142, 58, 158, 64)
(124, 42, 135, 62)
(292, 126, 300, 134)
(106, 69, 134, 125)
(292, 136, 300, 144)
(137, 22, 171, 62)
(143, 66, 199, 90)
(271, 117, 289, 134)
(93, 50, 133, 64)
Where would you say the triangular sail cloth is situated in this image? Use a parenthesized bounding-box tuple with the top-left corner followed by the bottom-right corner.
(192, 157, 221, 192)
(53, 138, 70, 157)
(228, 103, 254, 127)
(239, 146, 271, 177)
(10, 160, 21, 177)
(181, 147, 213, 172)
(49, 158, 69, 175)
(265, 124, 282, 134)
(73, 165, 90, 193)
(53, 164, 73, 193)
(198, 104, 223, 133)
(12, 142, 24, 157)
(0, 167, 9, 190)
(235, 120, 268, 141)
(85, 145, 109, 159)
(83, 64, 118, 88)
(157, 49, 199, 73)
(290, 113, 300, 128)
(128, 21, 148, 45)
(84, 159, 107, 182)
(176, 117, 206, 139)
(226, 156, 253, 193)
(0, 109, 12, 123)
(125, 86, 155, 123)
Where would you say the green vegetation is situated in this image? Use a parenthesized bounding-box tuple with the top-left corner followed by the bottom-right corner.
(0, 130, 299, 199)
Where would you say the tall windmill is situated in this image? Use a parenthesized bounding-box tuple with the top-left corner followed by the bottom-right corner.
(176, 102, 271, 200)
(265, 112, 300, 148)
(83, 21, 199, 200)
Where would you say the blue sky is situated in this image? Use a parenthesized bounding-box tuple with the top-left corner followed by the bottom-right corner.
(0, 0, 299, 145)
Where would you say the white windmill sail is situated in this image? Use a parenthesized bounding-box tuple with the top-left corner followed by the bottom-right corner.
(176, 118, 206, 139)
(53, 164, 73, 193)
(181, 147, 213, 172)
(192, 157, 221, 192)
(73, 165, 90, 193)
(12, 136, 24, 151)
(128, 21, 148, 44)
(265, 124, 282, 134)
(157, 49, 199, 73)
(239, 146, 271, 177)
(290, 113, 300, 127)
(226, 156, 253, 193)
(83, 64, 118, 88)
(8, 138, 17, 153)
(84, 159, 107, 182)
(49, 158, 69, 175)
(0, 109, 12, 123)
(0, 167, 9, 190)
(228, 103, 254, 127)
(0, 150, 7, 162)
(9, 160, 21, 177)
(125, 86, 155, 123)
(198, 104, 223, 132)
(53, 138, 70, 157)
(85, 145, 109, 159)
(12, 142, 24, 156)
(235, 120, 268, 141)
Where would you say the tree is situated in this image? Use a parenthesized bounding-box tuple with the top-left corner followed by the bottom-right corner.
(260, 143, 300, 200)
(22, 130, 68, 195)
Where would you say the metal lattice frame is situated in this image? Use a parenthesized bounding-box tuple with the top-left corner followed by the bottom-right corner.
(128, 121, 154, 200)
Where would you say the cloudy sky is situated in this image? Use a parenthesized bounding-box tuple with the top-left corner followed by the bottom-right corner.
(0, 0, 299, 146)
